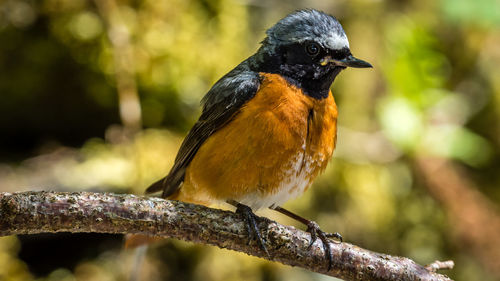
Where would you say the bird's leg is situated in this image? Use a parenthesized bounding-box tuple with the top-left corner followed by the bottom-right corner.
(227, 200, 269, 256)
(271, 206, 342, 270)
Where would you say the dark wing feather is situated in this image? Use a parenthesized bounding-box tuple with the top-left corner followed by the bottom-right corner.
(146, 62, 261, 197)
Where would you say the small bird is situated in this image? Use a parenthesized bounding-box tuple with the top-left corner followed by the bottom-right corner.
(127, 9, 371, 269)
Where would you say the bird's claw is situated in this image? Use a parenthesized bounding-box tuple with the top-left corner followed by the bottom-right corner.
(236, 203, 270, 257)
(306, 221, 342, 271)
(326, 231, 343, 242)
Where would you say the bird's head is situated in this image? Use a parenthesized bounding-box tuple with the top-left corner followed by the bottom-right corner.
(255, 9, 372, 98)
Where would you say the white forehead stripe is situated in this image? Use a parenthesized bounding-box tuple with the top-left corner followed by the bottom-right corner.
(324, 31, 350, 50)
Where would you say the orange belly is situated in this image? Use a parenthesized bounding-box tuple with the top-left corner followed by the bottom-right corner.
(172, 73, 338, 209)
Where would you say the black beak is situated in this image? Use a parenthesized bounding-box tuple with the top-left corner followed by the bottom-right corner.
(338, 55, 372, 68)
(321, 54, 372, 68)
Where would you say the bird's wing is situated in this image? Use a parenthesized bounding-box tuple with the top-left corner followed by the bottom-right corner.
(146, 64, 261, 197)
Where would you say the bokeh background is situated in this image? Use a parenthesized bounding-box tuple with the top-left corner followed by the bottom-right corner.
(1, 0, 500, 280)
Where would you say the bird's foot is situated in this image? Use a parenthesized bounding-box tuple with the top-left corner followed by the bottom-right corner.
(235, 203, 269, 257)
(306, 221, 342, 271)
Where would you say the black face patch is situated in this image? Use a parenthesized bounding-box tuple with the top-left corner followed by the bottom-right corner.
(252, 41, 351, 99)
(282, 43, 351, 65)
(331, 47, 351, 60)
(278, 43, 349, 98)
(282, 42, 324, 66)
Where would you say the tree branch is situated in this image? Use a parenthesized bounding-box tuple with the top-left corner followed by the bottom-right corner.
(426, 260, 455, 272)
(0, 191, 452, 281)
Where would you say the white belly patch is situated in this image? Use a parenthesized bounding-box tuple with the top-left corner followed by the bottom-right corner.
(238, 152, 315, 210)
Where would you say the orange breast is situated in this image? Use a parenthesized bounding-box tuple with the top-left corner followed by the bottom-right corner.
(173, 73, 338, 209)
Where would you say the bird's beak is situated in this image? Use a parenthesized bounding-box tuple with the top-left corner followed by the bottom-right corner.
(320, 55, 372, 68)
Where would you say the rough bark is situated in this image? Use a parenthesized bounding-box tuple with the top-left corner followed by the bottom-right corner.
(0, 191, 453, 281)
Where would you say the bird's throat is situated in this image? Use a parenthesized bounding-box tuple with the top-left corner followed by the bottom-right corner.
(282, 66, 344, 99)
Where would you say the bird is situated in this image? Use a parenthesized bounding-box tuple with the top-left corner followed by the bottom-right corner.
(126, 9, 372, 269)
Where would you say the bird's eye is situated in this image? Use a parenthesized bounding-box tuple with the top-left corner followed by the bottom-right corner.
(305, 42, 320, 56)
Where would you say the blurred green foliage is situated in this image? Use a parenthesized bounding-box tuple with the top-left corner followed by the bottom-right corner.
(1, 0, 500, 281)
